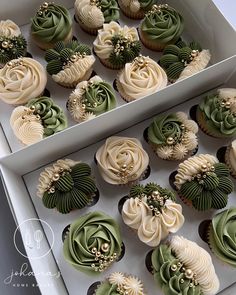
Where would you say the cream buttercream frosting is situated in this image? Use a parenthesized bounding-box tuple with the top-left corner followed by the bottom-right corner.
(119, 0, 141, 12)
(0, 58, 47, 105)
(0, 20, 21, 37)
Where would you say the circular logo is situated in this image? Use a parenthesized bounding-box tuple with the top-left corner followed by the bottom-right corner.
(14, 218, 54, 260)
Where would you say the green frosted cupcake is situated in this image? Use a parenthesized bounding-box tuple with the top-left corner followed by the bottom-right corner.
(196, 88, 236, 138)
(67, 75, 116, 122)
(37, 159, 97, 214)
(63, 211, 123, 274)
(118, 0, 157, 19)
(45, 40, 95, 88)
(31, 2, 73, 50)
(139, 4, 184, 51)
(174, 154, 233, 211)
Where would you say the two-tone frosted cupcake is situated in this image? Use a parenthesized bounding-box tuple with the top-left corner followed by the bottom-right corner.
(31, 2, 73, 50)
(121, 183, 184, 247)
(147, 112, 198, 161)
(75, 0, 119, 35)
(118, 0, 157, 19)
(0, 20, 27, 66)
(63, 211, 123, 274)
(67, 75, 116, 122)
(45, 40, 95, 88)
(96, 136, 149, 185)
(150, 236, 219, 295)
(116, 55, 167, 101)
(0, 57, 47, 105)
(93, 21, 141, 69)
(159, 40, 211, 82)
(139, 4, 184, 51)
(225, 139, 236, 178)
(174, 154, 233, 211)
(10, 97, 67, 145)
(196, 88, 236, 138)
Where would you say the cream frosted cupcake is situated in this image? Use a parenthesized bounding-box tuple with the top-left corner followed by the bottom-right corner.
(225, 139, 236, 178)
(121, 183, 184, 247)
(0, 57, 47, 105)
(116, 55, 167, 101)
(67, 75, 116, 122)
(93, 21, 141, 69)
(118, 0, 157, 19)
(75, 0, 120, 35)
(96, 136, 149, 185)
(45, 40, 95, 88)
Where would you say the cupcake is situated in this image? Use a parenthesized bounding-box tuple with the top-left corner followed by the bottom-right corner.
(225, 139, 236, 178)
(196, 88, 236, 138)
(0, 20, 27, 67)
(151, 236, 219, 295)
(10, 96, 67, 145)
(116, 55, 167, 102)
(67, 75, 116, 122)
(90, 272, 146, 294)
(147, 112, 198, 161)
(63, 211, 123, 274)
(118, 0, 157, 19)
(37, 159, 97, 213)
(93, 21, 141, 69)
(31, 2, 73, 50)
(174, 154, 233, 211)
(45, 40, 95, 88)
(121, 183, 184, 247)
(139, 4, 184, 51)
(208, 207, 236, 267)
(96, 136, 149, 185)
(159, 40, 211, 82)
(0, 57, 47, 105)
(74, 0, 120, 35)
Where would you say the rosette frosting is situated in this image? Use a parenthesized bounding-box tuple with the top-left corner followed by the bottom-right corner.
(151, 236, 219, 295)
(117, 55, 167, 101)
(0, 57, 47, 105)
(63, 211, 122, 274)
(197, 88, 236, 137)
(96, 136, 149, 185)
(174, 154, 233, 211)
(37, 159, 97, 213)
(0, 20, 21, 37)
(122, 183, 184, 247)
(67, 75, 116, 122)
(209, 207, 236, 267)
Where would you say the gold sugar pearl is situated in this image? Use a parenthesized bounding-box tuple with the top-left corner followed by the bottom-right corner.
(2, 41, 9, 48)
(101, 242, 110, 253)
(167, 137, 175, 145)
(185, 268, 194, 279)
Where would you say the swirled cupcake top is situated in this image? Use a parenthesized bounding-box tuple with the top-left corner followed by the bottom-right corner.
(119, 0, 156, 13)
(95, 272, 146, 295)
(141, 4, 184, 45)
(117, 55, 167, 100)
(0, 58, 47, 105)
(75, 0, 119, 29)
(151, 236, 219, 295)
(209, 207, 236, 267)
(96, 136, 149, 185)
(63, 211, 122, 274)
(37, 159, 97, 213)
(174, 154, 233, 211)
(198, 88, 236, 137)
(148, 112, 198, 160)
(67, 75, 116, 122)
(0, 20, 21, 37)
(93, 21, 141, 67)
(122, 183, 184, 247)
(31, 2, 72, 43)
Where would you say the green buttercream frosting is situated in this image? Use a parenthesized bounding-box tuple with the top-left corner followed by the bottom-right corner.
(100, 0, 120, 22)
(151, 245, 203, 295)
(0, 35, 27, 64)
(139, 0, 157, 10)
(141, 4, 184, 45)
(31, 2, 72, 43)
(27, 96, 67, 136)
(198, 93, 236, 137)
(179, 163, 233, 211)
(45, 40, 91, 75)
(95, 281, 119, 295)
(63, 211, 122, 275)
(42, 163, 96, 213)
(209, 207, 236, 267)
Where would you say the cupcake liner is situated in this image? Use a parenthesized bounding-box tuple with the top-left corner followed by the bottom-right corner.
(53, 68, 93, 88)
(177, 193, 193, 208)
(225, 145, 236, 179)
(139, 28, 166, 51)
(145, 250, 154, 274)
(198, 219, 211, 244)
(118, 0, 145, 19)
(87, 281, 101, 295)
(75, 15, 99, 35)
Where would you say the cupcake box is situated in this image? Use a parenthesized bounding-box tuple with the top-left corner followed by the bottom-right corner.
(0, 1, 236, 295)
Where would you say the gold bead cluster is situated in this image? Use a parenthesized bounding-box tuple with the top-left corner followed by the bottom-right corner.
(37, 2, 53, 15)
(90, 0, 101, 8)
(146, 190, 169, 216)
(6, 58, 24, 68)
(116, 163, 136, 184)
(47, 168, 72, 194)
(219, 96, 236, 115)
(1, 40, 14, 50)
(171, 262, 198, 286)
(181, 50, 200, 67)
(21, 107, 41, 122)
(146, 4, 169, 16)
(188, 162, 215, 184)
(132, 55, 148, 70)
(113, 34, 134, 56)
(63, 52, 87, 69)
(165, 124, 185, 146)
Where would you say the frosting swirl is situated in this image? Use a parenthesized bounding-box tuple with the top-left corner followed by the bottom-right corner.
(63, 211, 122, 274)
(0, 58, 47, 105)
(0, 20, 21, 37)
(96, 136, 149, 185)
